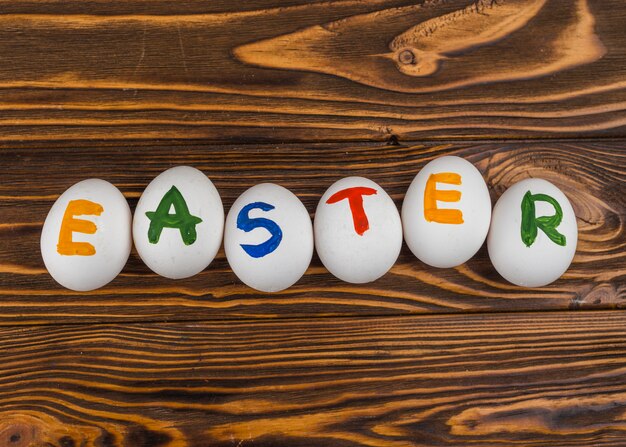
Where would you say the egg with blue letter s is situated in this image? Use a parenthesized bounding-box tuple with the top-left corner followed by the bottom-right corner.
(133, 166, 224, 279)
(40, 179, 132, 291)
(488, 178, 577, 287)
(224, 183, 313, 292)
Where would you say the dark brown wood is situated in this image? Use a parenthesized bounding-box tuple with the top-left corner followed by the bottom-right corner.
(0, 311, 625, 447)
(1, 1, 625, 444)
(0, 0, 625, 143)
(0, 141, 623, 324)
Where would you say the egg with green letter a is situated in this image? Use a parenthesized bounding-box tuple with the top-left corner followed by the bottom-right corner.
(133, 166, 224, 279)
(487, 178, 577, 287)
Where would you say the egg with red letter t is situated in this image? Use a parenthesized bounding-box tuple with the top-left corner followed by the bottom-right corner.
(314, 177, 402, 283)
(224, 183, 314, 292)
(133, 166, 224, 279)
(41, 179, 132, 291)
(402, 156, 491, 268)
(488, 178, 577, 287)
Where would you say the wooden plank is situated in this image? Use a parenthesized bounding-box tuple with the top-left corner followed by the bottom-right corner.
(0, 0, 625, 142)
(0, 311, 625, 446)
(0, 141, 623, 324)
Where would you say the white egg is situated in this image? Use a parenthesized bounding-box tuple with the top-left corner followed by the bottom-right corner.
(314, 177, 402, 283)
(402, 156, 491, 268)
(487, 178, 577, 287)
(40, 179, 132, 291)
(133, 166, 224, 279)
(224, 183, 313, 292)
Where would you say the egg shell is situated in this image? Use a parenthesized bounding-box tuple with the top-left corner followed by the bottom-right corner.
(487, 178, 578, 287)
(133, 166, 224, 279)
(314, 177, 402, 284)
(402, 156, 492, 268)
(224, 183, 313, 292)
(40, 179, 132, 291)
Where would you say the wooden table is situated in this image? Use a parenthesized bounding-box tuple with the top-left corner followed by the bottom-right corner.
(1, 1, 625, 446)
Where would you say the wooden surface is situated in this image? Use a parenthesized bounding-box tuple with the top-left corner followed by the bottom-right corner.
(0, 0, 625, 142)
(1, 0, 625, 446)
(2, 312, 626, 447)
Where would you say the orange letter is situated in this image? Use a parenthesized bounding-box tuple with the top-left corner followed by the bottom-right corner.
(57, 199, 104, 256)
(424, 173, 463, 224)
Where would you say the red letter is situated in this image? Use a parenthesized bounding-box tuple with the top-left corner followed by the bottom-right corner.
(326, 187, 377, 236)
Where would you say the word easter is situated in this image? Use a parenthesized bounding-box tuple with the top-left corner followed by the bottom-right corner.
(40, 156, 578, 292)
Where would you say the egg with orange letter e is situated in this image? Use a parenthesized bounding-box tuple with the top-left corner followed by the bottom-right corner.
(41, 179, 132, 291)
(314, 177, 402, 284)
(402, 156, 491, 268)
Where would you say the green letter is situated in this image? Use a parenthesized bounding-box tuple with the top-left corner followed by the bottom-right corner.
(145, 186, 202, 245)
(520, 191, 566, 247)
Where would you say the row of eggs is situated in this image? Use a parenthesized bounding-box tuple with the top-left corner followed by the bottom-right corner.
(41, 156, 578, 292)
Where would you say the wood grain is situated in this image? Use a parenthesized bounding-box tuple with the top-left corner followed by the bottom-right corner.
(0, 311, 625, 446)
(0, 141, 623, 324)
(0, 0, 625, 143)
(2, 1, 624, 444)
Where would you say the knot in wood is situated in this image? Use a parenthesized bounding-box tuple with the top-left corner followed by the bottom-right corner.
(0, 423, 35, 447)
(398, 49, 417, 65)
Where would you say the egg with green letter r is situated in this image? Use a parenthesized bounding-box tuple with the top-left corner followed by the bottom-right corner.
(488, 178, 577, 287)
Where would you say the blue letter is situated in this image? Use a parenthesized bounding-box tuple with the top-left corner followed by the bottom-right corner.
(237, 202, 282, 258)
